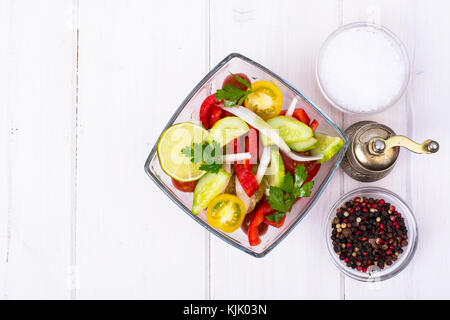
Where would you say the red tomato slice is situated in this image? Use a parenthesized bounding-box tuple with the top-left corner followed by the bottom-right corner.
(304, 161, 321, 182)
(221, 110, 235, 118)
(200, 94, 223, 129)
(171, 178, 198, 192)
(222, 73, 251, 92)
(209, 105, 223, 128)
(280, 152, 321, 179)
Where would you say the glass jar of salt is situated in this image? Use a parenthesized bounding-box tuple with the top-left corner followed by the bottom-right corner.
(316, 22, 410, 114)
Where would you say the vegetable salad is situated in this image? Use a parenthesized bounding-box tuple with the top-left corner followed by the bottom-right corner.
(157, 73, 343, 246)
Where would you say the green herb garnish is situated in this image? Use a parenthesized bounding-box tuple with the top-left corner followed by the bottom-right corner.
(266, 164, 314, 223)
(214, 73, 252, 107)
(181, 140, 222, 174)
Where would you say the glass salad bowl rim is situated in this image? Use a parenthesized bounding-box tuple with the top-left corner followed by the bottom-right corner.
(145, 52, 349, 258)
(323, 186, 418, 281)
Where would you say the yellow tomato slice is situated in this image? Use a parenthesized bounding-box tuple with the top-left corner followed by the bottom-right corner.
(206, 194, 246, 233)
(244, 80, 283, 120)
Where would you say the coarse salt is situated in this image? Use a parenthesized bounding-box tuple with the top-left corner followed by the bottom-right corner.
(318, 25, 408, 113)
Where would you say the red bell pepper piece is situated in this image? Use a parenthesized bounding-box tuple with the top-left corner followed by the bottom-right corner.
(280, 108, 311, 124)
(309, 119, 319, 132)
(248, 127, 258, 166)
(232, 137, 251, 169)
(292, 109, 311, 125)
(234, 162, 259, 197)
(233, 130, 257, 170)
(233, 137, 246, 158)
(248, 201, 274, 246)
(264, 214, 286, 228)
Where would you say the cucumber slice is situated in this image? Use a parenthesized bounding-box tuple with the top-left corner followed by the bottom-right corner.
(310, 133, 344, 163)
(288, 137, 318, 152)
(207, 116, 249, 146)
(266, 116, 313, 144)
(192, 168, 231, 215)
(265, 147, 285, 196)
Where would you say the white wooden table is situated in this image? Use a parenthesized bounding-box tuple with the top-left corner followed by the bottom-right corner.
(1, 0, 449, 299)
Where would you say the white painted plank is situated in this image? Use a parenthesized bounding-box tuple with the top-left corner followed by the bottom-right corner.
(342, 0, 450, 299)
(0, 0, 77, 299)
(76, 0, 209, 299)
(209, 0, 343, 299)
(0, 2, 9, 295)
(341, 0, 416, 300)
(405, 0, 450, 298)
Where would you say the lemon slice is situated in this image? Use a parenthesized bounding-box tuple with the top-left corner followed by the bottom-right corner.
(310, 133, 344, 163)
(157, 122, 208, 182)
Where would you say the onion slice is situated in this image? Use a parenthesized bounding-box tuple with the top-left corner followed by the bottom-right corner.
(285, 97, 298, 117)
(235, 176, 252, 213)
(256, 146, 271, 184)
(222, 152, 251, 163)
(220, 106, 323, 161)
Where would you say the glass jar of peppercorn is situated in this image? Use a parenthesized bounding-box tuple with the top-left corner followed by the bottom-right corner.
(324, 187, 418, 282)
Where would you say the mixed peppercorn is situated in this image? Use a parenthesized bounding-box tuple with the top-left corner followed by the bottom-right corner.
(331, 196, 408, 273)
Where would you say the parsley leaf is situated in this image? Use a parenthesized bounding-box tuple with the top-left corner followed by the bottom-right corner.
(215, 84, 249, 107)
(280, 172, 294, 194)
(267, 163, 315, 221)
(294, 164, 308, 191)
(180, 140, 222, 174)
(267, 186, 287, 212)
(214, 73, 252, 107)
(199, 163, 222, 174)
(296, 181, 314, 198)
(265, 212, 286, 223)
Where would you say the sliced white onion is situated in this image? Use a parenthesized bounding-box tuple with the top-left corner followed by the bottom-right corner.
(220, 106, 290, 151)
(235, 176, 252, 213)
(282, 149, 322, 161)
(256, 146, 271, 184)
(221, 106, 323, 161)
(222, 152, 251, 163)
(285, 97, 298, 117)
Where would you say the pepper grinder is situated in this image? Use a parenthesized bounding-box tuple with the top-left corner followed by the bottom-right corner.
(341, 121, 439, 182)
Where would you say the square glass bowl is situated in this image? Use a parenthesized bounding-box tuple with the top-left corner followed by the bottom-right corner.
(145, 53, 349, 257)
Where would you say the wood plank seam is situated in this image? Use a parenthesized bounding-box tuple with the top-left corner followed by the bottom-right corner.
(70, 0, 80, 300)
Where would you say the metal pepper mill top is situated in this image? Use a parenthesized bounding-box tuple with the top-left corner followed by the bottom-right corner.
(341, 121, 439, 182)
